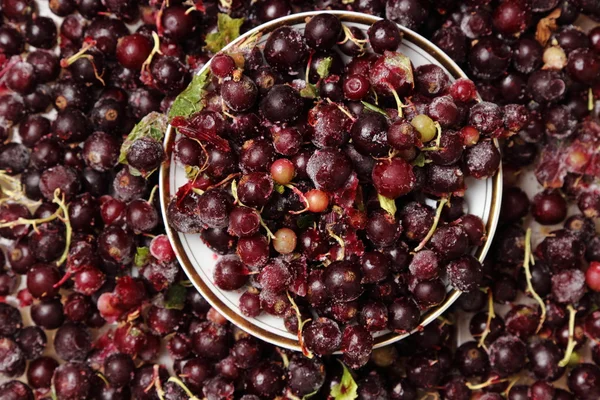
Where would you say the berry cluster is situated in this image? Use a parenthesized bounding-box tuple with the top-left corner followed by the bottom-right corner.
(167, 14, 503, 363)
(0, 0, 598, 399)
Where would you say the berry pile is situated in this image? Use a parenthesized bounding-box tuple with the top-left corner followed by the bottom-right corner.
(167, 13, 503, 363)
(0, 0, 598, 399)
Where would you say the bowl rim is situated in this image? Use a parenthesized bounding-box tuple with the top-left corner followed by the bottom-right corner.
(159, 10, 504, 351)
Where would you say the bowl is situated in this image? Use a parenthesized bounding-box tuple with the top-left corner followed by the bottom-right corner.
(159, 10, 503, 352)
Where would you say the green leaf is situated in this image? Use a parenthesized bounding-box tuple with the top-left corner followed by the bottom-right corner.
(205, 13, 245, 54)
(165, 284, 187, 310)
(274, 183, 285, 194)
(412, 152, 427, 167)
(300, 83, 317, 99)
(330, 362, 358, 400)
(128, 167, 143, 177)
(361, 101, 388, 117)
(169, 69, 212, 119)
(316, 57, 333, 79)
(119, 112, 168, 177)
(134, 247, 150, 267)
(378, 194, 397, 217)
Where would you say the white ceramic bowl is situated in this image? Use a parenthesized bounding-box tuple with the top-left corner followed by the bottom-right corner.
(160, 10, 503, 352)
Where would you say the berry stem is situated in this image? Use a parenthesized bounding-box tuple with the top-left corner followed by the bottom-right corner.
(95, 372, 110, 386)
(141, 32, 163, 74)
(286, 291, 313, 359)
(589, 87, 595, 112)
(387, 85, 404, 118)
(153, 365, 165, 400)
(433, 122, 442, 148)
(558, 305, 577, 367)
(59, 40, 96, 68)
(414, 197, 448, 252)
(52, 189, 72, 267)
(0, 170, 41, 206)
(503, 377, 521, 397)
(0, 208, 60, 229)
(477, 288, 495, 349)
(285, 184, 310, 215)
(259, 217, 275, 240)
(148, 185, 159, 205)
(275, 347, 289, 368)
(304, 51, 313, 86)
(327, 227, 345, 261)
(326, 98, 356, 122)
(337, 24, 367, 55)
(59, 41, 105, 85)
(230, 179, 245, 207)
(523, 228, 546, 332)
(466, 376, 508, 390)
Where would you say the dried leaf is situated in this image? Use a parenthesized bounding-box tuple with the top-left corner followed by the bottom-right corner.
(536, 8, 561, 46)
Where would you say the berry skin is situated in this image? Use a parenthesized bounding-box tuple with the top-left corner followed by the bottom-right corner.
(586, 262, 600, 292)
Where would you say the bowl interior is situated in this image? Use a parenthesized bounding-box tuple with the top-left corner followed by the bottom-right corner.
(160, 11, 502, 351)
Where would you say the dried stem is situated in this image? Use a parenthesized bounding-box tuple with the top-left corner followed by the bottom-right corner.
(414, 198, 448, 252)
(558, 305, 577, 367)
(523, 228, 546, 332)
(287, 291, 313, 359)
(478, 288, 495, 349)
(466, 376, 508, 391)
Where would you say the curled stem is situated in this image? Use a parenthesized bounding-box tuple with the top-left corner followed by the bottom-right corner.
(337, 24, 367, 55)
(503, 377, 521, 397)
(287, 291, 313, 359)
(153, 365, 165, 400)
(141, 32, 163, 74)
(0, 209, 60, 229)
(275, 347, 289, 368)
(414, 197, 448, 252)
(558, 305, 577, 367)
(148, 185, 159, 204)
(286, 184, 310, 215)
(478, 288, 495, 349)
(95, 372, 109, 386)
(259, 217, 275, 240)
(60, 40, 96, 67)
(466, 377, 508, 391)
(388, 85, 404, 118)
(327, 227, 345, 261)
(523, 228, 546, 332)
(60, 41, 105, 85)
(52, 189, 72, 267)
